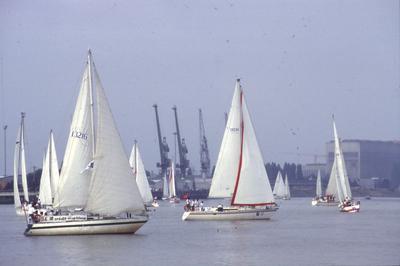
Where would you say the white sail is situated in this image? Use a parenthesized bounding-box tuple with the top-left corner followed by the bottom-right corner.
(49, 131, 60, 199)
(13, 113, 29, 212)
(54, 62, 94, 208)
(272, 171, 286, 198)
(162, 173, 169, 199)
(284, 174, 291, 199)
(168, 162, 176, 198)
(229, 80, 275, 205)
(333, 120, 352, 200)
(38, 153, 52, 206)
(85, 62, 145, 216)
(316, 170, 322, 197)
(208, 82, 242, 198)
(20, 123, 29, 202)
(13, 125, 22, 210)
(325, 158, 338, 199)
(129, 142, 153, 205)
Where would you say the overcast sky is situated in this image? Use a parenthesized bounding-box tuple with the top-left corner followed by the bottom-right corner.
(0, 0, 399, 176)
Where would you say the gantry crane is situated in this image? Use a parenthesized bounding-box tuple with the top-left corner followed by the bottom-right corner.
(153, 104, 170, 176)
(172, 105, 190, 178)
(199, 109, 210, 178)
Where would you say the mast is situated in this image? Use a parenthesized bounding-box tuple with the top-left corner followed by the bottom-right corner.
(134, 140, 137, 178)
(172, 105, 189, 177)
(153, 104, 169, 176)
(87, 50, 95, 157)
(199, 109, 210, 178)
(3, 125, 6, 177)
(48, 130, 52, 184)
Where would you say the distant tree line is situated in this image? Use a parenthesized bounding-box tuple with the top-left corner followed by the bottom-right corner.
(265, 162, 304, 184)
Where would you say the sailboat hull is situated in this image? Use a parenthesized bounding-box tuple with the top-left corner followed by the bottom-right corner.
(339, 203, 360, 213)
(182, 207, 277, 221)
(311, 199, 338, 206)
(24, 216, 147, 236)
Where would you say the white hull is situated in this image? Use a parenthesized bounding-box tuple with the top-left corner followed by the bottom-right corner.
(25, 216, 147, 236)
(182, 207, 277, 221)
(311, 199, 338, 206)
(339, 203, 360, 213)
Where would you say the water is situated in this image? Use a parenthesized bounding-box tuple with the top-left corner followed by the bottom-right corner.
(0, 198, 399, 266)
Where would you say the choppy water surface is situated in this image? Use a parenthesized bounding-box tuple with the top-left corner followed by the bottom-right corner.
(0, 198, 399, 266)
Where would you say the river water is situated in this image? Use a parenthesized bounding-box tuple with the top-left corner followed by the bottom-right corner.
(0, 197, 399, 266)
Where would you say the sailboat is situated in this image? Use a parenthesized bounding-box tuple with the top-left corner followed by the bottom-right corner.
(129, 141, 157, 208)
(38, 130, 60, 207)
(168, 162, 179, 203)
(182, 79, 277, 221)
(331, 118, 360, 213)
(311, 170, 324, 206)
(25, 51, 147, 236)
(14, 112, 29, 216)
(284, 174, 291, 200)
(312, 167, 338, 206)
(272, 171, 286, 199)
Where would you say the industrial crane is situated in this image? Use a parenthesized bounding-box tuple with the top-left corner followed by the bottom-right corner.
(153, 104, 170, 176)
(199, 109, 210, 178)
(172, 105, 190, 178)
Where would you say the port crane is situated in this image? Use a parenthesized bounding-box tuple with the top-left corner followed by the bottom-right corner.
(153, 104, 170, 176)
(172, 105, 190, 178)
(199, 109, 210, 178)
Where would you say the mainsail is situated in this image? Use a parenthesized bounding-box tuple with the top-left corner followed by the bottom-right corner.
(273, 171, 285, 197)
(316, 170, 322, 197)
(85, 58, 145, 216)
(332, 119, 352, 202)
(129, 142, 153, 205)
(162, 173, 169, 199)
(54, 62, 93, 208)
(284, 174, 291, 199)
(49, 131, 60, 199)
(168, 162, 176, 198)
(209, 79, 274, 205)
(13, 112, 29, 211)
(230, 80, 274, 205)
(325, 158, 338, 199)
(39, 131, 60, 206)
(333, 120, 352, 200)
(38, 153, 52, 206)
(208, 81, 242, 198)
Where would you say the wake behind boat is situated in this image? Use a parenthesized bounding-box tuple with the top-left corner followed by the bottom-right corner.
(25, 51, 147, 236)
(182, 79, 277, 221)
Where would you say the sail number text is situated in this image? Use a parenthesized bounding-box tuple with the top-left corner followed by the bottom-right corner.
(71, 131, 88, 140)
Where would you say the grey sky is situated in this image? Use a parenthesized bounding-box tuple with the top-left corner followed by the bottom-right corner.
(0, 0, 399, 175)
